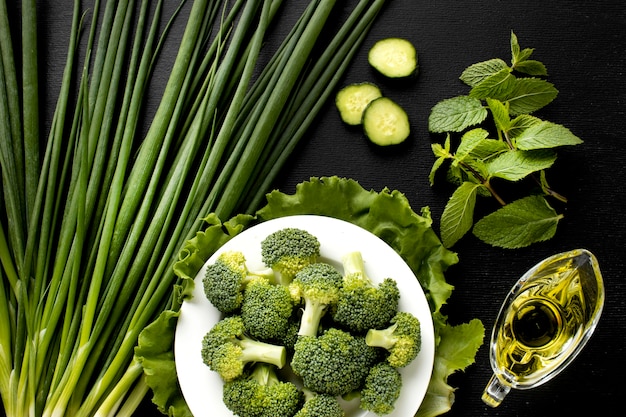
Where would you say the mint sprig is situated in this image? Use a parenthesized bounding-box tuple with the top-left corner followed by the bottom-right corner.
(428, 31, 582, 249)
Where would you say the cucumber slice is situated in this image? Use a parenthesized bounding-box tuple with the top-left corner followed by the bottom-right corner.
(368, 38, 418, 78)
(335, 82, 383, 125)
(362, 97, 410, 146)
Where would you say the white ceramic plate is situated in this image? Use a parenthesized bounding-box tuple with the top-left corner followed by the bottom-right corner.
(175, 215, 435, 417)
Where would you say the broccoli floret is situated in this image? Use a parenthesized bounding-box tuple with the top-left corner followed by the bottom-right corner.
(359, 362, 403, 415)
(291, 328, 379, 396)
(241, 278, 295, 341)
(203, 251, 275, 314)
(332, 251, 400, 334)
(289, 262, 344, 337)
(201, 316, 287, 381)
(281, 314, 301, 354)
(294, 389, 346, 417)
(261, 228, 321, 285)
(365, 311, 421, 368)
(223, 362, 303, 417)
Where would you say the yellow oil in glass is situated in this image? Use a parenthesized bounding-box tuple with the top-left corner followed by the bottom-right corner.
(482, 249, 604, 407)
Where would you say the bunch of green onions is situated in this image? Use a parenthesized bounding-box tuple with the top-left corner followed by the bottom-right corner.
(0, 0, 389, 416)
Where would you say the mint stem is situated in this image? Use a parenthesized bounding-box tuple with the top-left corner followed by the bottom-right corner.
(458, 160, 507, 206)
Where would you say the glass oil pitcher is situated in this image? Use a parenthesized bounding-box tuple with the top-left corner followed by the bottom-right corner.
(482, 249, 605, 407)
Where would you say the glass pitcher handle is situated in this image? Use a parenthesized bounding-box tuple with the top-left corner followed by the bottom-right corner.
(481, 374, 511, 407)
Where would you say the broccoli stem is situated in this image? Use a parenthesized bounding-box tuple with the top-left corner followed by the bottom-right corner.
(243, 267, 276, 286)
(341, 251, 370, 283)
(298, 298, 327, 337)
(238, 338, 287, 369)
(274, 273, 293, 287)
(249, 362, 279, 386)
(364, 323, 398, 350)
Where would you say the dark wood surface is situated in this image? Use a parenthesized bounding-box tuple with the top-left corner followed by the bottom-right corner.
(16, 1, 626, 416)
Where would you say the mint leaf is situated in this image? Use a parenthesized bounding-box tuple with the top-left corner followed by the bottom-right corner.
(428, 96, 488, 133)
(486, 149, 556, 181)
(431, 142, 448, 158)
(486, 98, 510, 132)
(473, 195, 563, 248)
(440, 182, 482, 248)
(461, 158, 490, 183)
(469, 68, 515, 100)
(516, 48, 535, 64)
(460, 58, 509, 87)
(514, 59, 548, 76)
(430, 155, 447, 185)
(506, 78, 558, 115)
(446, 163, 465, 186)
(470, 139, 509, 161)
(431, 138, 452, 184)
(510, 31, 547, 76)
(429, 33, 578, 249)
(515, 121, 583, 150)
(455, 128, 489, 161)
(510, 31, 521, 64)
(507, 114, 542, 138)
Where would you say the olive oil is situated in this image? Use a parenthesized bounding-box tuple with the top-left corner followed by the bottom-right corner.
(482, 249, 604, 407)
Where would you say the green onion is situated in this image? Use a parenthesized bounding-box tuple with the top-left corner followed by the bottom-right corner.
(0, 0, 388, 416)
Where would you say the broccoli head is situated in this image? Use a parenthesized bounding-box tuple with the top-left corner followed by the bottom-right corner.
(261, 228, 321, 285)
(203, 250, 275, 314)
(365, 311, 421, 368)
(241, 278, 295, 341)
(201, 316, 287, 381)
(223, 362, 303, 417)
(294, 389, 346, 417)
(332, 251, 400, 334)
(291, 328, 379, 396)
(281, 314, 301, 354)
(289, 262, 344, 337)
(359, 362, 403, 415)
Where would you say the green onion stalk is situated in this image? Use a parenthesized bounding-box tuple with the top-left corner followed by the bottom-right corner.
(0, 0, 389, 416)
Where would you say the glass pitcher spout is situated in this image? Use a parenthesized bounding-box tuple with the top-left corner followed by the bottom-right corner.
(481, 374, 511, 407)
(482, 249, 604, 407)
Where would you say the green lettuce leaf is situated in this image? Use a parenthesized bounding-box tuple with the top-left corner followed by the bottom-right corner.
(135, 311, 193, 417)
(256, 176, 459, 313)
(416, 318, 485, 417)
(135, 176, 484, 417)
